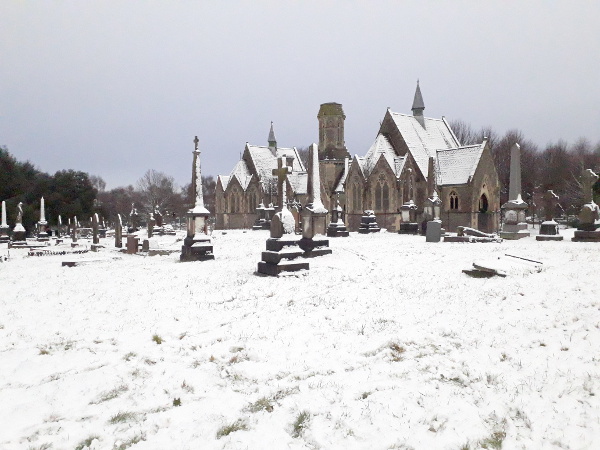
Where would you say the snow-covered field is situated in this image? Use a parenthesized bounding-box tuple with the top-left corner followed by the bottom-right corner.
(1, 228, 599, 450)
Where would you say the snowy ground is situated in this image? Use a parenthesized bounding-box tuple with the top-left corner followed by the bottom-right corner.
(1, 228, 599, 450)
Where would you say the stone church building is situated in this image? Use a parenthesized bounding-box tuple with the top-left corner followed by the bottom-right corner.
(215, 83, 500, 233)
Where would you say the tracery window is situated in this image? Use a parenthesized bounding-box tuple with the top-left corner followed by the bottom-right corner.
(375, 174, 390, 211)
(450, 191, 459, 210)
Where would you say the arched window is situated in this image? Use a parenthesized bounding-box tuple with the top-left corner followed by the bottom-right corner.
(375, 183, 382, 210)
(450, 191, 459, 210)
(383, 183, 390, 210)
(479, 194, 489, 213)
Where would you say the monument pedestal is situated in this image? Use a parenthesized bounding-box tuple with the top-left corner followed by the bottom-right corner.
(358, 212, 381, 234)
(537, 220, 563, 241)
(572, 229, 600, 242)
(180, 235, 215, 261)
(0, 226, 9, 243)
(327, 220, 349, 237)
(398, 223, 419, 234)
(500, 200, 530, 240)
(257, 237, 309, 275)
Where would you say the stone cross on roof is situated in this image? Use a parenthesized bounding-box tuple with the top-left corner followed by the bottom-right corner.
(582, 169, 599, 205)
(193, 135, 199, 151)
(272, 156, 293, 211)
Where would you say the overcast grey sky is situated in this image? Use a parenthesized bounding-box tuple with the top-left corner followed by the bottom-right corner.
(2, 1, 599, 189)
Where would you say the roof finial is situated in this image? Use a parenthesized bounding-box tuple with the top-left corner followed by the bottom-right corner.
(412, 80, 425, 128)
(268, 121, 277, 155)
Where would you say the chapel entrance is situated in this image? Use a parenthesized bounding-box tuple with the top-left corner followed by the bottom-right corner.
(477, 193, 490, 232)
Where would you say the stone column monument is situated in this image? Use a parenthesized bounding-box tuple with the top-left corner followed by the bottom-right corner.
(115, 213, 123, 248)
(257, 155, 309, 275)
(12, 202, 27, 244)
(500, 143, 530, 239)
(572, 169, 600, 242)
(37, 197, 49, 241)
(299, 143, 332, 256)
(71, 216, 78, 247)
(180, 136, 214, 261)
(0, 201, 9, 243)
(537, 190, 563, 241)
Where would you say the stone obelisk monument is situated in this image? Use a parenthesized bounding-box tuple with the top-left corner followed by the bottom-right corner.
(180, 136, 214, 261)
(37, 197, 49, 241)
(500, 143, 530, 239)
(0, 201, 10, 243)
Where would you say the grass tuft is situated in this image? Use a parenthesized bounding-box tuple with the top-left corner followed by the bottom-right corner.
(75, 435, 100, 450)
(292, 410, 311, 438)
(152, 334, 163, 345)
(90, 385, 128, 404)
(479, 429, 506, 449)
(216, 419, 247, 439)
(389, 342, 406, 362)
(108, 411, 137, 424)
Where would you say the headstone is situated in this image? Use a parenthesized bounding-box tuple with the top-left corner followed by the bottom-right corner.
(126, 234, 139, 254)
(572, 169, 600, 242)
(12, 202, 27, 244)
(425, 220, 442, 242)
(537, 190, 563, 241)
(398, 200, 419, 234)
(257, 155, 308, 275)
(358, 210, 381, 234)
(71, 215, 79, 247)
(180, 136, 214, 261)
(37, 197, 49, 241)
(299, 143, 331, 257)
(500, 143, 530, 239)
(252, 202, 268, 230)
(0, 201, 9, 243)
(129, 203, 139, 233)
(147, 214, 155, 238)
(115, 214, 123, 248)
(56, 215, 62, 238)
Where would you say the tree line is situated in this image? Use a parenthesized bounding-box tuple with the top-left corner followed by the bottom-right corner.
(449, 120, 600, 213)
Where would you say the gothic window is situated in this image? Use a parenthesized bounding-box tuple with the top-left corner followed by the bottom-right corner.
(383, 183, 390, 210)
(450, 191, 459, 210)
(353, 184, 361, 212)
(479, 194, 489, 213)
(375, 183, 382, 210)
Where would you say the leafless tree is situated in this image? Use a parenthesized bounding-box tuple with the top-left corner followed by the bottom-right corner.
(136, 169, 178, 213)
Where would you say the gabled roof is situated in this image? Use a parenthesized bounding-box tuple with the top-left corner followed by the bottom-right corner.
(217, 175, 230, 190)
(245, 145, 305, 183)
(435, 142, 484, 186)
(228, 160, 253, 191)
(357, 134, 406, 179)
(387, 111, 460, 178)
(334, 159, 349, 193)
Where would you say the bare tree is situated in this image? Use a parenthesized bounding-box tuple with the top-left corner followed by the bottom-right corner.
(136, 169, 178, 213)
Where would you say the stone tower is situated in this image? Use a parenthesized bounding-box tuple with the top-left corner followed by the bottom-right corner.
(317, 103, 349, 160)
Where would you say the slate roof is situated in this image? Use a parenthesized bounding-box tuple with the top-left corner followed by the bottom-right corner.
(356, 134, 407, 179)
(229, 160, 253, 191)
(435, 143, 484, 186)
(388, 112, 459, 178)
(287, 172, 308, 195)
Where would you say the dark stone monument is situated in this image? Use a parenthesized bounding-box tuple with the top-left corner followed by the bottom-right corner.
(327, 197, 350, 237)
(126, 235, 139, 254)
(257, 155, 308, 275)
(537, 190, 563, 241)
(572, 169, 600, 242)
(358, 210, 381, 234)
(180, 136, 214, 261)
(129, 203, 139, 233)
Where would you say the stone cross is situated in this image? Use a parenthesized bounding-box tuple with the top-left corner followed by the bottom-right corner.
(543, 190, 560, 221)
(581, 169, 599, 205)
(272, 156, 293, 211)
(509, 143, 523, 202)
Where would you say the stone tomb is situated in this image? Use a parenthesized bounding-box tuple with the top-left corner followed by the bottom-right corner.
(572, 169, 600, 242)
(358, 210, 381, 234)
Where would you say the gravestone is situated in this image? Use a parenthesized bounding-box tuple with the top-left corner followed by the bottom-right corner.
(398, 200, 418, 234)
(0, 201, 9, 243)
(299, 143, 331, 257)
(180, 136, 214, 261)
(257, 155, 308, 275)
(71, 216, 79, 248)
(56, 215, 63, 239)
(358, 210, 381, 233)
(425, 220, 442, 242)
(91, 213, 101, 251)
(129, 203, 139, 233)
(537, 190, 563, 241)
(147, 214, 155, 238)
(126, 235, 139, 254)
(12, 202, 27, 244)
(115, 214, 123, 248)
(572, 169, 600, 242)
(327, 198, 350, 237)
(37, 197, 49, 241)
(500, 143, 530, 239)
(252, 202, 268, 230)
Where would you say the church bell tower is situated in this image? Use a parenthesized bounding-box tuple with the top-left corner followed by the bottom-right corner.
(317, 103, 349, 160)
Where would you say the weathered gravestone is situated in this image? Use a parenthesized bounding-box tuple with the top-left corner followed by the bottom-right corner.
(358, 210, 381, 233)
(147, 214, 155, 238)
(180, 136, 214, 261)
(115, 214, 123, 248)
(572, 169, 600, 242)
(537, 190, 563, 241)
(327, 197, 350, 237)
(91, 213, 102, 251)
(257, 155, 308, 275)
(500, 143, 530, 239)
(71, 216, 79, 247)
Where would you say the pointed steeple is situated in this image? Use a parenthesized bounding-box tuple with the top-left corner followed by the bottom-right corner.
(412, 80, 425, 115)
(268, 122, 277, 155)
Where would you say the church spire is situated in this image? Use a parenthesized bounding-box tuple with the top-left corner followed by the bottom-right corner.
(412, 80, 425, 127)
(268, 121, 277, 155)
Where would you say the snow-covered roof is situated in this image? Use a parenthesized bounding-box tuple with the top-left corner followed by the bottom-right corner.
(245, 145, 305, 182)
(435, 143, 484, 186)
(229, 160, 253, 191)
(287, 172, 308, 195)
(217, 175, 230, 190)
(388, 111, 459, 178)
(358, 134, 406, 179)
